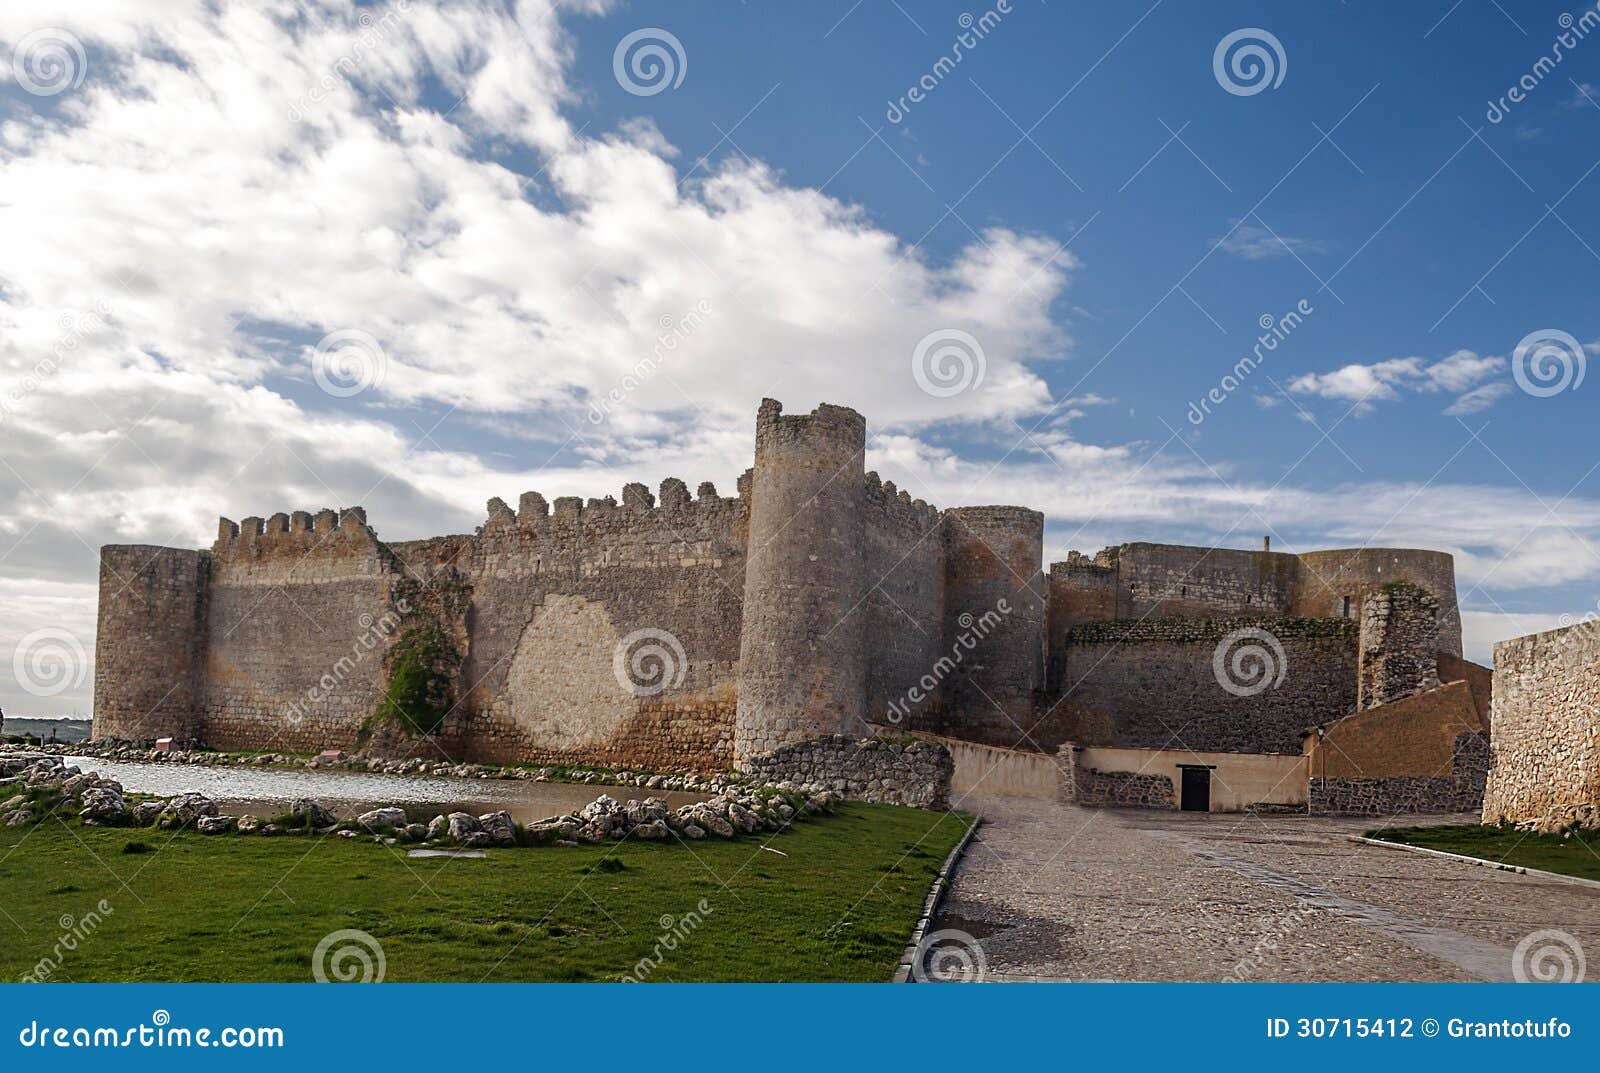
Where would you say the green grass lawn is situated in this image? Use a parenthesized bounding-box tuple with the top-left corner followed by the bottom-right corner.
(0, 803, 970, 983)
(1369, 823, 1600, 882)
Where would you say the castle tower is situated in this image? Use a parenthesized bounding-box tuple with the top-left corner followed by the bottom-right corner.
(939, 506, 1046, 745)
(735, 399, 867, 760)
(1358, 581, 1441, 710)
(92, 545, 209, 742)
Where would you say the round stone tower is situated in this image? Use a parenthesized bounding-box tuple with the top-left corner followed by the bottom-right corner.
(735, 399, 867, 760)
(939, 506, 1046, 745)
(92, 545, 209, 742)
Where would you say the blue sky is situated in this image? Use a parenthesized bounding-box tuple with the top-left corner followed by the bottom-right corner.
(0, 0, 1597, 716)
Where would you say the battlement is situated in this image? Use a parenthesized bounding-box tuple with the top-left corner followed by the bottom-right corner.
(212, 506, 377, 557)
(863, 471, 939, 529)
(754, 397, 866, 450)
(482, 477, 746, 532)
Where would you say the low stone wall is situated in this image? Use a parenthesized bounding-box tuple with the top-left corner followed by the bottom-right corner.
(734, 735, 953, 810)
(1310, 731, 1487, 815)
(1071, 766, 1175, 810)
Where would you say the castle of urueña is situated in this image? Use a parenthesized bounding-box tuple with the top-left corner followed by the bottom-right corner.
(95, 399, 1515, 814)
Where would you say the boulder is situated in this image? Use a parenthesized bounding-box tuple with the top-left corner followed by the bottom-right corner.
(237, 815, 261, 834)
(160, 793, 219, 829)
(477, 810, 517, 846)
(290, 798, 337, 828)
(446, 812, 482, 841)
(632, 819, 670, 840)
(196, 815, 235, 834)
(79, 788, 127, 825)
(402, 823, 429, 842)
(132, 800, 167, 826)
(426, 814, 449, 840)
(357, 807, 408, 831)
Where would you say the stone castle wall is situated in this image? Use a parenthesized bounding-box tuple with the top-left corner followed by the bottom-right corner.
(1482, 620, 1600, 825)
(93, 545, 209, 743)
(1059, 617, 1359, 755)
(92, 397, 1467, 776)
(1357, 582, 1440, 710)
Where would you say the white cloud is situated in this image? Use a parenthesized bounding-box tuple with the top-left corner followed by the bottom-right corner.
(1215, 220, 1326, 261)
(0, 2, 1593, 719)
(1288, 349, 1508, 415)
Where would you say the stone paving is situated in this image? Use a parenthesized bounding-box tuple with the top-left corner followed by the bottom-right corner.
(935, 796, 1600, 982)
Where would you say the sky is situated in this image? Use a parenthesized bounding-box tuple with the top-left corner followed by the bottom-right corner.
(0, 0, 1597, 718)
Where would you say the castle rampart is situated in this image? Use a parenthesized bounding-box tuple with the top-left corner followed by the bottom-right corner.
(736, 399, 868, 759)
(91, 398, 1472, 777)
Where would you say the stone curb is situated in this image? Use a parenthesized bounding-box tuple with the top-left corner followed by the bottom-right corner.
(1353, 836, 1600, 891)
(894, 815, 982, 983)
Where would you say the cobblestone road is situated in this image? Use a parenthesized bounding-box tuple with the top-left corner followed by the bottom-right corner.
(934, 796, 1600, 982)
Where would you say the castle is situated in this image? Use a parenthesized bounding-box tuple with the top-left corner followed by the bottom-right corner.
(93, 399, 1477, 795)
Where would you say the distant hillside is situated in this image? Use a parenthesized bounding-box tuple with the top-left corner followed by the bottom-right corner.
(3, 717, 93, 744)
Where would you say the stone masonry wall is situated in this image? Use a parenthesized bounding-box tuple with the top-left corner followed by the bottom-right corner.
(735, 400, 867, 759)
(404, 480, 749, 773)
(1058, 747, 1175, 809)
(1310, 731, 1487, 815)
(1357, 582, 1440, 710)
(735, 734, 953, 809)
(861, 473, 944, 730)
(92, 545, 209, 742)
(1482, 620, 1600, 825)
(1059, 617, 1358, 754)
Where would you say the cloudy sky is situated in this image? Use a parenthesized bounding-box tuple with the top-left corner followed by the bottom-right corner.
(1, 0, 1597, 717)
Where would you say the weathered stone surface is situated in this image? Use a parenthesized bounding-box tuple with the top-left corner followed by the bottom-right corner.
(290, 798, 336, 827)
(736, 735, 952, 809)
(477, 810, 516, 845)
(196, 815, 235, 834)
(356, 807, 408, 831)
(79, 787, 127, 825)
(1483, 619, 1600, 826)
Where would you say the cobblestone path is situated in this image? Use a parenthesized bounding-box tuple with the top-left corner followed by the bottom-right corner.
(934, 796, 1600, 982)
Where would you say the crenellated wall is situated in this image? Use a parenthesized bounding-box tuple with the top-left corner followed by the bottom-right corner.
(92, 397, 1470, 775)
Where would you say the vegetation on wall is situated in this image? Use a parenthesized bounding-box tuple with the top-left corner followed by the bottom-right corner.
(374, 625, 460, 736)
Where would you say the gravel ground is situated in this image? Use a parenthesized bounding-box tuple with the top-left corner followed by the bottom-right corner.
(933, 796, 1600, 982)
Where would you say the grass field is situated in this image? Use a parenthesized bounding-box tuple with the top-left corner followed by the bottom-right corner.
(1369, 823, 1600, 882)
(0, 803, 970, 982)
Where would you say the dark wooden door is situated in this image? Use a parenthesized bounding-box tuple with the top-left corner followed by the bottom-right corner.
(1180, 767, 1210, 812)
